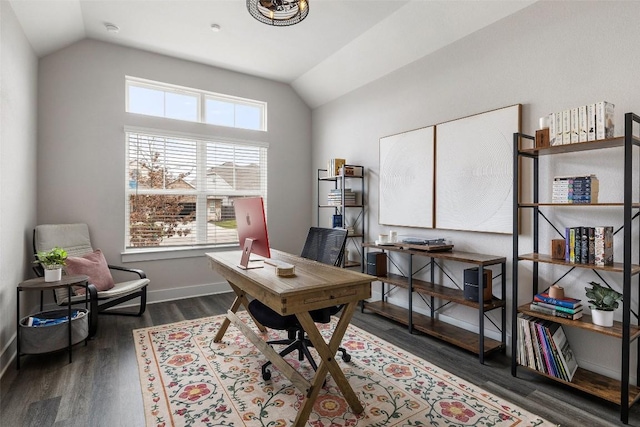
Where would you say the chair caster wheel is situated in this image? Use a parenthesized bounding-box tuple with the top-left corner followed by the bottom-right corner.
(263, 370, 271, 381)
(342, 354, 351, 363)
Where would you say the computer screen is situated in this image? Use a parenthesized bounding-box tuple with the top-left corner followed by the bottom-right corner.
(234, 197, 271, 267)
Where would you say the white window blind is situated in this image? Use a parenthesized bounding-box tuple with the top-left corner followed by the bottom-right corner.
(125, 131, 268, 249)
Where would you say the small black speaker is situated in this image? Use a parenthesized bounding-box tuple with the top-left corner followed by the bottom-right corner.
(463, 268, 492, 302)
(366, 252, 387, 277)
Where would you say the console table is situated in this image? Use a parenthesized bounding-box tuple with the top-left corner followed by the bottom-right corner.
(362, 242, 506, 363)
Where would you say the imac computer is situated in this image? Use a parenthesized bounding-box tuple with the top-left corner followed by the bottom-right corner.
(234, 197, 271, 269)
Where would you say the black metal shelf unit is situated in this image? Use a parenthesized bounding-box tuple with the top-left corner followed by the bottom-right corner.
(317, 165, 365, 270)
(511, 112, 640, 424)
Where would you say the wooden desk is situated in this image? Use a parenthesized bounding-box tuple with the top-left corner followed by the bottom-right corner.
(206, 249, 373, 426)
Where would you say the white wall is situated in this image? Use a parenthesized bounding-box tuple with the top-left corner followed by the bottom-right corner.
(0, 2, 39, 375)
(37, 39, 312, 302)
(312, 1, 640, 380)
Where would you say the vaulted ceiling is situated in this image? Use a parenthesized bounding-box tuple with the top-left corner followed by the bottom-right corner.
(8, 0, 534, 108)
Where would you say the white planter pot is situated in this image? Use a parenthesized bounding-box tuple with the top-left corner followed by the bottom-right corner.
(591, 309, 614, 327)
(44, 268, 62, 282)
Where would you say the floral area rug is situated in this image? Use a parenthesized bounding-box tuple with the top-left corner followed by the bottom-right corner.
(133, 312, 554, 427)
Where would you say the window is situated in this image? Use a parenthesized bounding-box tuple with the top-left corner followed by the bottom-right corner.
(126, 77, 267, 131)
(125, 130, 268, 250)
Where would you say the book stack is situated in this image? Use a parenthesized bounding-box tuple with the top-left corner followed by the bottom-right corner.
(552, 175, 599, 204)
(327, 189, 356, 206)
(517, 314, 579, 381)
(530, 292, 583, 320)
(564, 226, 613, 266)
(546, 101, 614, 146)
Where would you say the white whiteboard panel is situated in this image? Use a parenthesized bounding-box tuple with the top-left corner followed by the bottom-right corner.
(435, 105, 520, 234)
(379, 126, 434, 228)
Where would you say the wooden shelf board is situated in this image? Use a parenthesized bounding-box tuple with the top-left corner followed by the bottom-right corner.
(518, 253, 640, 275)
(319, 175, 364, 182)
(519, 202, 640, 208)
(362, 242, 506, 265)
(518, 136, 640, 156)
(377, 273, 504, 310)
(364, 300, 504, 355)
(518, 305, 640, 340)
(344, 261, 361, 268)
(518, 364, 640, 406)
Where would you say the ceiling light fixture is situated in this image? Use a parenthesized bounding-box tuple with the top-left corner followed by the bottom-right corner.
(104, 23, 120, 34)
(210, 24, 221, 32)
(246, 0, 309, 27)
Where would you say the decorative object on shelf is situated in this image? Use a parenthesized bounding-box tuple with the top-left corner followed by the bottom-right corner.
(535, 128, 550, 148)
(339, 165, 363, 177)
(585, 281, 622, 327)
(551, 239, 565, 259)
(246, 0, 309, 26)
(34, 246, 68, 282)
(548, 285, 565, 299)
(327, 158, 346, 177)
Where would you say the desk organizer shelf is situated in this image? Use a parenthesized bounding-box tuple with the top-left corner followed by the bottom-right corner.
(362, 242, 506, 363)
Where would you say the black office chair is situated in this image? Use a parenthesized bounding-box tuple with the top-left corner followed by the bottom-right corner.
(248, 227, 351, 381)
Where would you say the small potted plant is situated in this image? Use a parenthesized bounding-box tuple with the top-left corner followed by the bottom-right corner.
(34, 246, 68, 282)
(585, 281, 622, 327)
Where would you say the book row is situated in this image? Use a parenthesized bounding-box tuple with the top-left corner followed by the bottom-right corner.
(517, 314, 579, 382)
(545, 101, 614, 146)
(552, 175, 599, 204)
(564, 226, 613, 266)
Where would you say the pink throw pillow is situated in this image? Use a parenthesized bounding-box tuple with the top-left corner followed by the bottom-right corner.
(65, 249, 115, 294)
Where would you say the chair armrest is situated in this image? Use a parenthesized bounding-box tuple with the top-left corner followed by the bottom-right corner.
(107, 264, 147, 279)
(33, 265, 44, 278)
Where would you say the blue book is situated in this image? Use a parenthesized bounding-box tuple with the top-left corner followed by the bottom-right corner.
(534, 293, 581, 309)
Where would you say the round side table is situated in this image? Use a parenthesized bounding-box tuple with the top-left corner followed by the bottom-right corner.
(16, 274, 90, 369)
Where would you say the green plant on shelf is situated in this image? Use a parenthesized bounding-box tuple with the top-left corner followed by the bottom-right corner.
(585, 281, 622, 311)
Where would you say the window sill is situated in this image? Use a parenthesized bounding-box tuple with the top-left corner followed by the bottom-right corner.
(121, 244, 238, 263)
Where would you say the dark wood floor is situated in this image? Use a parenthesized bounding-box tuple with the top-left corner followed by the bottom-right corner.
(2, 293, 639, 426)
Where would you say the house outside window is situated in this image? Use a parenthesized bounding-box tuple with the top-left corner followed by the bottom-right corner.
(125, 131, 268, 250)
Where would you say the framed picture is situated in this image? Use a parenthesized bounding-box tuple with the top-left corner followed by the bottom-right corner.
(379, 126, 434, 228)
(435, 104, 521, 234)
